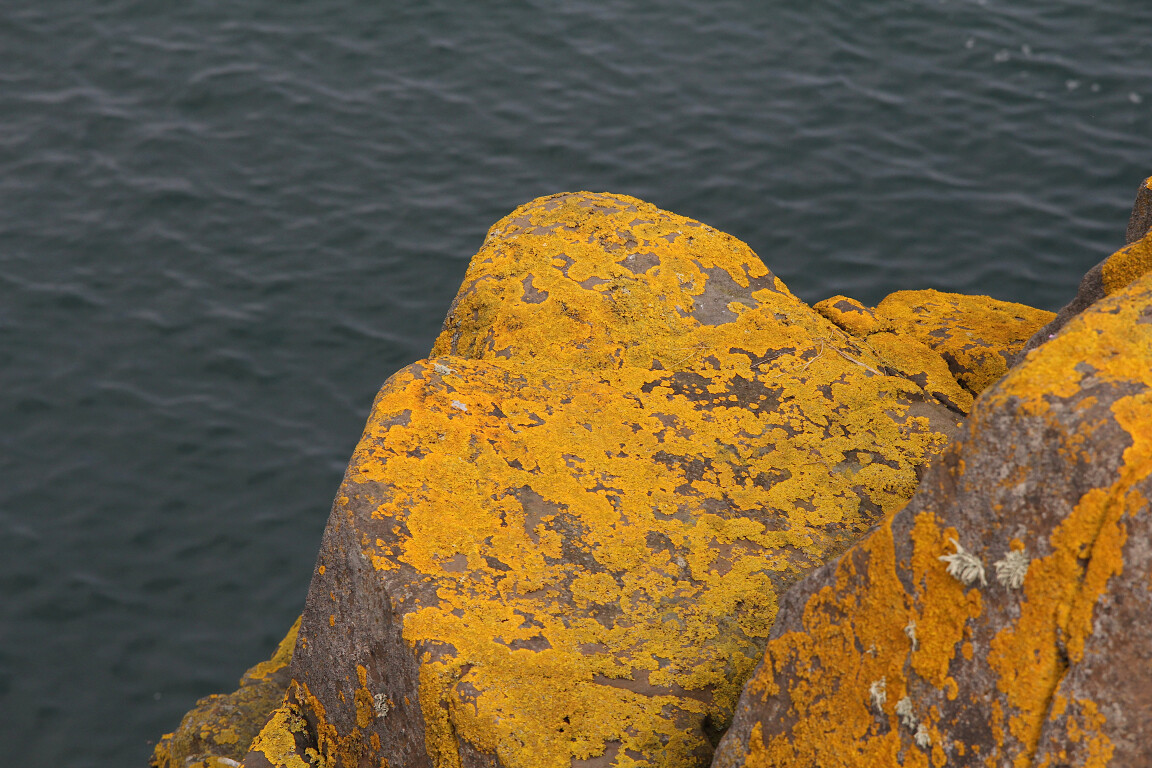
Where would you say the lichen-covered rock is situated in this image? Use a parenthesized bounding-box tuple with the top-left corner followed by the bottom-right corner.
(152, 617, 300, 768)
(1127, 174, 1152, 246)
(815, 290, 1055, 410)
(1013, 176, 1152, 364)
(249, 192, 979, 768)
(713, 270, 1152, 768)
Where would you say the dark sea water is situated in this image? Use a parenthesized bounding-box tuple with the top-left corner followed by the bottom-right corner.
(1, 0, 1149, 764)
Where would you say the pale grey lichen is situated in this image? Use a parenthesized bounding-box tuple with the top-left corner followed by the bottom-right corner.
(939, 537, 987, 586)
(869, 677, 887, 711)
(374, 693, 390, 718)
(994, 549, 1030, 589)
(450, 399, 468, 412)
(895, 696, 917, 730)
(904, 618, 918, 651)
(434, 362, 455, 375)
(914, 722, 931, 748)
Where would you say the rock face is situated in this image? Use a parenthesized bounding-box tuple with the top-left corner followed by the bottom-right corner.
(1013, 174, 1152, 364)
(1127, 174, 1152, 246)
(713, 258, 1152, 762)
(814, 290, 1053, 414)
(152, 617, 299, 768)
(239, 192, 1051, 768)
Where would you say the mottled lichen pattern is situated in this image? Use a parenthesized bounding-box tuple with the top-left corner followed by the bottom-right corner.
(281, 192, 971, 768)
(713, 271, 1152, 768)
(152, 617, 300, 768)
(1101, 227, 1152, 298)
(815, 289, 1055, 406)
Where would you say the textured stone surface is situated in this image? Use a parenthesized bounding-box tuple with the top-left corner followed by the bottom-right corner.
(1013, 178, 1152, 364)
(1126, 174, 1152, 246)
(713, 271, 1152, 768)
(245, 192, 989, 768)
(815, 289, 1054, 411)
(152, 617, 299, 768)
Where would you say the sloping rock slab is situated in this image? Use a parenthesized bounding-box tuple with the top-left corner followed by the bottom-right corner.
(815, 289, 1054, 410)
(713, 271, 1152, 768)
(245, 193, 969, 768)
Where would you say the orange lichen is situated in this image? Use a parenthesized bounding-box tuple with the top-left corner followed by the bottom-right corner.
(351, 347, 950, 768)
(733, 518, 928, 766)
(816, 288, 1054, 409)
(306, 192, 969, 768)
(909, 516, 982, 689)
(244, 703, 315, 768)
(813, 295, 886, 337)
(716, 271, 1152, 768)
(863, 332, 974, 413)
(1101, 229, 1152, 296)
(872, 289, 1054, 395)
(152, 617, 301, 768)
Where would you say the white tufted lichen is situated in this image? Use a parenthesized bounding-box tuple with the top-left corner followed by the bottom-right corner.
(869, 677, 887, 711)
(374, 693, 390, 718)
(939, 537, 986, 586)
(904, 618, 918, 651)
(914, 722, 931, 749)
(895, 696, 917, 730)
(433, 362, 455, 376)
(994, 549, 1030, 589)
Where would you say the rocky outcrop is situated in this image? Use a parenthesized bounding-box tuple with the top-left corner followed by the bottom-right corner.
(152, 618, 299, 768)
(1127, 174, 1152, 246)
(814, 290, 1053, 413)
(151, 186, 1106, 768)
(713, 200, 1152, 766)
(1012, 175, 1152, 364)
(235, 192, 1054, 768)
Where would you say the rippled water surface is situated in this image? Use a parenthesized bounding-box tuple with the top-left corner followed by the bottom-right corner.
(1, 1, 1149, 763)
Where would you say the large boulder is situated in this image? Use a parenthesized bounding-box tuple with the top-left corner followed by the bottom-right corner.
(713, 248, 1152, 763)
(240, 192, 1025, 768)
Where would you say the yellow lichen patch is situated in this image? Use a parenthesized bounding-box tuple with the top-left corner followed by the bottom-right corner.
(345, 342, 953, 768)
(152, 618, 302, 768)
(247, 616, 301, 681)
(431, 192, 797, 372)
(1101, 228, 1152, 296)
(864, 332, 974, 414)
(735, 519, 917, 767)
(293, 193, 973, 768)
(289, 679, 369, 768)
(243, 703, 313, 768)
(908, 515, 982, 689)
(813, 295, 887, 337)
(1061, 700, 1114, 767)
(872, 289, 1055, 395)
